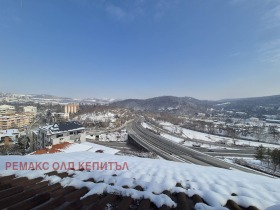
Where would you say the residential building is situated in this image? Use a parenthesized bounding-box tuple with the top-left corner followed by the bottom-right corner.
(51, 112, 69, 122)
(0, 129, 20, 146)
(22, 106, 37, 123)
(0, 105, 15, 115)
(23, 106, 37, 116)
(0, 114, 31, 130)
(35, 121, 86, 149)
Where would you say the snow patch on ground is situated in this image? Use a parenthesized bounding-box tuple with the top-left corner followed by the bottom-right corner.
(142, 122, 156, 131)
(160, 133, 184, 144)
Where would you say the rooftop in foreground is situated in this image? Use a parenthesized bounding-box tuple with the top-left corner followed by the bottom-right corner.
(0, 151, 279, 210)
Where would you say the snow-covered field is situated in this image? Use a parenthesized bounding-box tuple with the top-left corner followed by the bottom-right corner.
(160, 122, 280, 149)
(182, 128, 280, 148)
(1, 152, 279, 210)
(221, 157, 280, 177)
(142, 122, 184, 144)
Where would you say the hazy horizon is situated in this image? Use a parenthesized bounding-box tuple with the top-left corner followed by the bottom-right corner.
(2, 90, 280, 102)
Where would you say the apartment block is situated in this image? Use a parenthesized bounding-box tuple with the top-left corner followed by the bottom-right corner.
(64, 104, 79, 114)
(0, 114, 31, 130)
(0, 105, 15, 115)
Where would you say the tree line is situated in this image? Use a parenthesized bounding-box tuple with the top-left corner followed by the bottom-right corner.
(255, 145, 280, 172)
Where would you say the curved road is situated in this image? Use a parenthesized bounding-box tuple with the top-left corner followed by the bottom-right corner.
(127, 120, 267, 176)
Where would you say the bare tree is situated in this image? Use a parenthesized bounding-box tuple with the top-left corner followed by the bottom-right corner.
(227, 126, 238, 145)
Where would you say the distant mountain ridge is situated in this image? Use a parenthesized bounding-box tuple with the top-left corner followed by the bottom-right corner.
(112, 96, 215, 114)
(2, 91, 280, 112)
(216, 95, 280, 113)
(112, 95, 280, 114)
(219, 94, 280, 105)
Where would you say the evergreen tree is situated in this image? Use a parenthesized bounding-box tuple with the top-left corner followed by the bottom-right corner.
(270, 149, 279, 172)
(255, 144, 265, 162)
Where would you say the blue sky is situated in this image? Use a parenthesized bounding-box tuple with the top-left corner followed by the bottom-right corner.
(0, 0, 280, 100)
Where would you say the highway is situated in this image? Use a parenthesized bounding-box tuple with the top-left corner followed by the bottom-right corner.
(143, 120, 257, 158)
(127, 120, 267, 176)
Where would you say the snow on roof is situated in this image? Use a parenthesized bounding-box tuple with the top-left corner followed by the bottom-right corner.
(40, 121, 85, 134)
(0, 129, 19, 139)
(63, 142, 119, 154)
(31, 142, 119, 155)
(0, 152, 279, 209)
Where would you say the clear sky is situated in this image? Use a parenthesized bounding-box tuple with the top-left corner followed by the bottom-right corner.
(0, 0, 280, 100)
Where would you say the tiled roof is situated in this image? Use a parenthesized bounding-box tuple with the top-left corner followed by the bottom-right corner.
(31, 142, 72, 155)
(0, 170, 260, 210)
